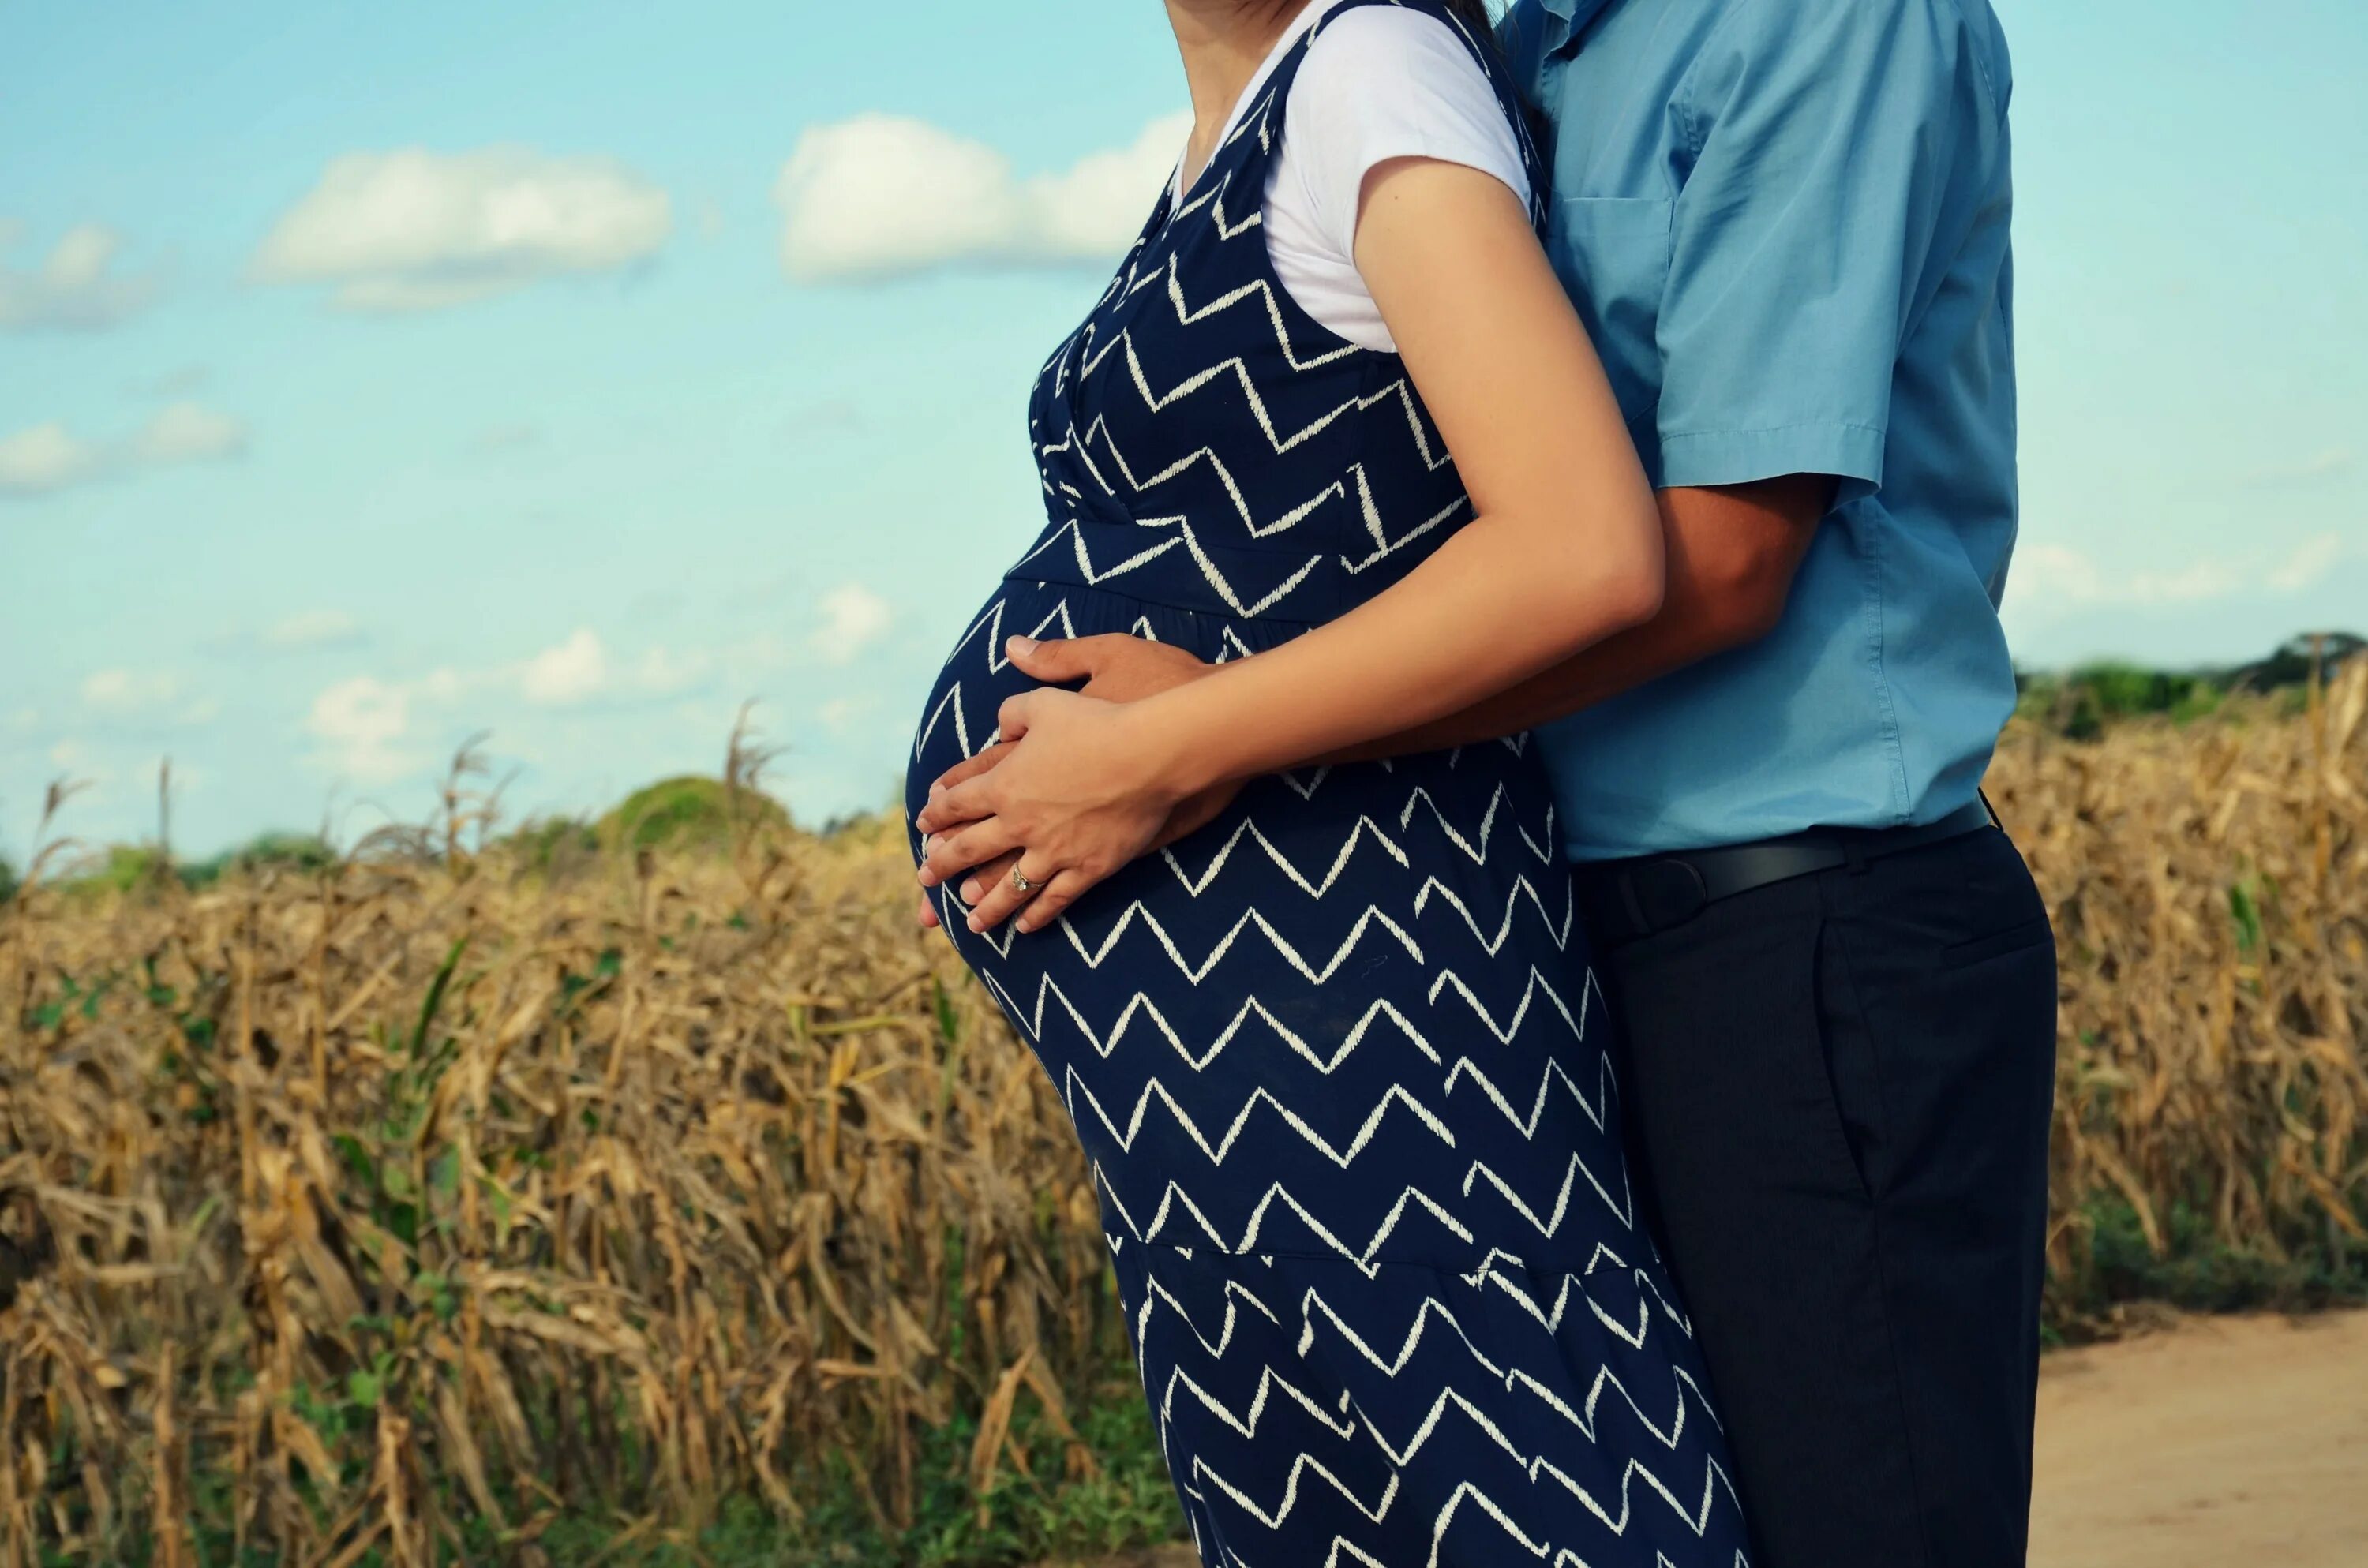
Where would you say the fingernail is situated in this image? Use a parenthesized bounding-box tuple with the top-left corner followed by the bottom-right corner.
(928, 782, 946, 799)
(961, 878, 983, 904)
(966, 912, 985, 933)
(1006, 635, 1036, 657)
(917, 867, 939, 888)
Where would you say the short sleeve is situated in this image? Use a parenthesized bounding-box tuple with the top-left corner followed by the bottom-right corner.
(1654, 0, 2009, 492)
(1283, 8, 1534, 265)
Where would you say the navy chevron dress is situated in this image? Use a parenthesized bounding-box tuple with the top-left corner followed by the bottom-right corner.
(906, 6, 1754, 1563)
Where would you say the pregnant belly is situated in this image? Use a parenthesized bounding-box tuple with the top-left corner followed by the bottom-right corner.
(903, 578, 1304, 835)
(906, 580, 1602, 1270)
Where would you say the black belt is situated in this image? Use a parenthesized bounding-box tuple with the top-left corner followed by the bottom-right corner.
(1574, 798, 1999, 948)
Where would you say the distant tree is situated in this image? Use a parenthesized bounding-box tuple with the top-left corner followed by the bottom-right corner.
(2021, 661, 2216, 741)
(2230, 632, 2366, 693)
(182, 832, 339, 888)
(0, 854, 17, 904)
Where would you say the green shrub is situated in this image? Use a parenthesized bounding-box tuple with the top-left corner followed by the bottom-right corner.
(60, 844, 172, 897)
(505, 815, 603, 872)
(182, 832, 339, 888)
(597, 776, 792, 855)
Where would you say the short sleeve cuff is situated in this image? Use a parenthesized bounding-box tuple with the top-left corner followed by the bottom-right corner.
(1657, 421, 1887, 492)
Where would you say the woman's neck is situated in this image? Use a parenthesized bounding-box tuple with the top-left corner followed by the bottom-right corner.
(1165, 1, 1312, 187)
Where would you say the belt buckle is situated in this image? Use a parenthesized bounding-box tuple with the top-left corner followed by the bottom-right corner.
(1621, 857, 1711, 938)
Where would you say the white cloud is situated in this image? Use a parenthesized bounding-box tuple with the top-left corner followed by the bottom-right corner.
(2015, 535, 2355, 616)
(1029, 113, 1198, 256)
(520, 628, 609, 705)
(2243, 448, 2355, 490)
(776, 110, 1189, 283)
(0, 223, 159, 331)
(253, 147, 673, 312)
(2265, 532, 2346, 593)
(0, 422, 102, 496)
(81, 668, 184, 713)
(47, 738, 114, 786)
(2019, 544, 2247, 608)
(515, 628, 710, 706)
(811, 584, 894, 664)
(0, 402, 249, 501)
(305, 676, 418, 783)
(133, 401, 248, 463)
(79, 668, 219, 728)
(264, 609, 365, 649)
(298, 630, 726, 784)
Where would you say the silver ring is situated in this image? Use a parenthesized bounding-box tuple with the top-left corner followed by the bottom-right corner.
(1009, 866, 1040, 896)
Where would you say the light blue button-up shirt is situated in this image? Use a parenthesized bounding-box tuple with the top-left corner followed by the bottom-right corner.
(1504, 0, 2021, 862)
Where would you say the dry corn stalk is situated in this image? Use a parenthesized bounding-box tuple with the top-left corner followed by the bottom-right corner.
(0, 666, 2362, 1561)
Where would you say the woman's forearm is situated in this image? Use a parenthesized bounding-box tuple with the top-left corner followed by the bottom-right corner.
(1122, 503, 1663, 799)
(913, 164, 1669, 934)
(1114, 161, 1666, 802)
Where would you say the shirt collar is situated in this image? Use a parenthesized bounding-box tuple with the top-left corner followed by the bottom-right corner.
(1537, 0, 1616, 59)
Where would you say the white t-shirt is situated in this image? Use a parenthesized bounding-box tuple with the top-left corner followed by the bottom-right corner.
(1170, 0, 1531, 354)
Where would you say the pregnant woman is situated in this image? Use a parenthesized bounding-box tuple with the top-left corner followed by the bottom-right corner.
(905, 2, 1753, 1562)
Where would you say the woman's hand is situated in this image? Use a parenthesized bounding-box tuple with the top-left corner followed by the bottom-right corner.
(915, 690, 1188, 934)
(914, 634, 1235, 934)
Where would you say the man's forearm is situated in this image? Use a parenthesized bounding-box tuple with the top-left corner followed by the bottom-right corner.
(1328, 607, 1728, 762)
(1326, 477, 1828, 762)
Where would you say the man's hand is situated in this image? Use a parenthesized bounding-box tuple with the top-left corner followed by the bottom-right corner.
(913, 633, 1237, 932)
(1009, 632, 1216, 703)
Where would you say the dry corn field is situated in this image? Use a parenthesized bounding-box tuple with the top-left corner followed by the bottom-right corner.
(2, 665, 2364, 1567)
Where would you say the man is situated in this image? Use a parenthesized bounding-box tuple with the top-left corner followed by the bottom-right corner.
(922, 0, 2054, 1562)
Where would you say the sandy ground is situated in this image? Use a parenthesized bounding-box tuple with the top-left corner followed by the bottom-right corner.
(1050, 1312, 2368, 1568)
(2029, 1311, 2368, 1567)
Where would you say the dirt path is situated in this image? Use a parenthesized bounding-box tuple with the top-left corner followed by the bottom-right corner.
(2030, 1311, 2368, 1567)
(1051, 1312, 2368, 1568)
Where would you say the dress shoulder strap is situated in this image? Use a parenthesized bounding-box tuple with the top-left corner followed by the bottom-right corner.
(1257, 0, 1551, 234)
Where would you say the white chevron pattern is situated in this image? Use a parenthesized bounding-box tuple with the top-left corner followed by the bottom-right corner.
(902, 4, 1752, 1562)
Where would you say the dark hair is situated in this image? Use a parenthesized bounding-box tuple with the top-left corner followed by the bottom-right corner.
(1435, 0, 1500, 39)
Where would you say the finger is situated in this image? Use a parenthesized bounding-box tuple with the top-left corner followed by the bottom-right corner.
(1014, 866, 1096, 935)
(957, 849, 1025, 907)
(915, 773, 997, 836)
(916, 888, 940, 930)
(1006, 632, 1130, 684)
(995, 689, 1043, 743)
(966, 852, 1059, 934)
(930, 741, 1014, 801)
(918, 817, 1022, 888)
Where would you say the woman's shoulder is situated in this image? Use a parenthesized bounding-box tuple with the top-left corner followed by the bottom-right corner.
(1279, 1, 1532, 232)
(1295, 2, 1502, 103)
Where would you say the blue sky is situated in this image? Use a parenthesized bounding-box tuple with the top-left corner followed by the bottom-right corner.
(4, 0, 2364, 862)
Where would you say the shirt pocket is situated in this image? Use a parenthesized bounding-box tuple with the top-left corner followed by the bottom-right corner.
(1546, 196, 1673, 459)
